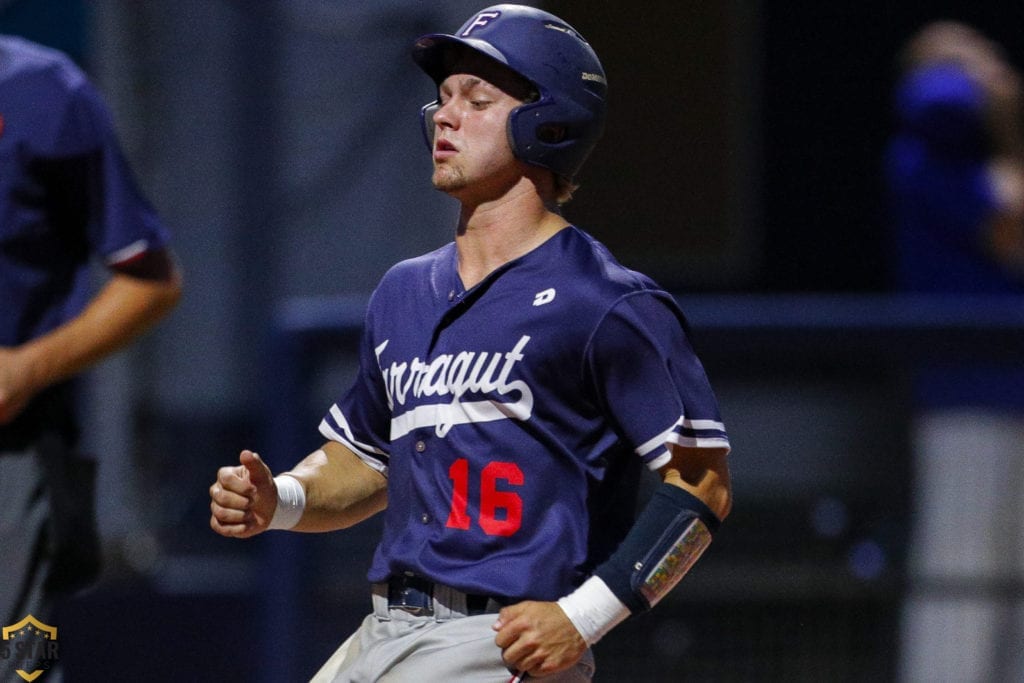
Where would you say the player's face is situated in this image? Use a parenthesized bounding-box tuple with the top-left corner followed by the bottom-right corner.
(430, 70, 525, 200)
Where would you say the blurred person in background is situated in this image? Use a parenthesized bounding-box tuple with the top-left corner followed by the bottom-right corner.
(885, 19, 1024, 683)
(0, 34, 181, 680)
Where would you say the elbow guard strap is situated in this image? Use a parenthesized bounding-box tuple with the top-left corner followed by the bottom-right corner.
(594, 483, 719, 614)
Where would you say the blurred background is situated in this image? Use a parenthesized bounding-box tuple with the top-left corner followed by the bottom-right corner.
(3, 0, 1023, 681)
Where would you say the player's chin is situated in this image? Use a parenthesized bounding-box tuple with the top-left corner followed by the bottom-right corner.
(431, 166, 467, 193)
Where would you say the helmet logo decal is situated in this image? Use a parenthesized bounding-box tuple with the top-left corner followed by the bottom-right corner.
(460, 10, 501, 37)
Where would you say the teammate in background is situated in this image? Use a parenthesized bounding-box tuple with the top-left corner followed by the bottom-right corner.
(0, 33, 182, 676)
(885, 20, 1024, 683)
(210, 5, 731, 681)
(889, 20, 1024, 288)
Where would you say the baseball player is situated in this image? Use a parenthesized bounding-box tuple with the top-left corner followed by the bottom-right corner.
(209, 5, 732, 681)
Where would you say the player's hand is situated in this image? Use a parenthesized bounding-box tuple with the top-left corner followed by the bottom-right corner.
(209, 450, 277, 538)
(492, 600, 587, 678)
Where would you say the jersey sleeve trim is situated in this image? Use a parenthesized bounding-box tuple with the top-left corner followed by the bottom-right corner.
(637, 416, 731, 471)
(104, 238, 152, 266)
(319, 405, 390, 476)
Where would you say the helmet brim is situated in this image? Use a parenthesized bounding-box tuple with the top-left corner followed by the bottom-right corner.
(411, 33, 513, 86)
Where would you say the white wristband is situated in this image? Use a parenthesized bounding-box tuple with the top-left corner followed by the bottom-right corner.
(556, 575, 631, 646)
(268, 474, 306, 530)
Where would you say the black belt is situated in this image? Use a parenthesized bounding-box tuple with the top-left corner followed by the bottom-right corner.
(386, 574, 501, 617)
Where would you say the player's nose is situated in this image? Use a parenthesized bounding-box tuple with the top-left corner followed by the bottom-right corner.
(433, 99, 459, 130)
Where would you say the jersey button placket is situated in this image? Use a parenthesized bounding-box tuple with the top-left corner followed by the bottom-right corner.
(413, 437, 429, 524)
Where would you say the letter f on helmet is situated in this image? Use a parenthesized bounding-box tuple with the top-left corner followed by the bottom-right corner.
(461, 10, 502, 36)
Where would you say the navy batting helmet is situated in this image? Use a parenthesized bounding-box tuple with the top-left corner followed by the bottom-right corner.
(411, 4, 608, 180)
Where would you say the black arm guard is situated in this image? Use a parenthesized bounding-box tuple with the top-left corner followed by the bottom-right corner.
(594, 483, 719, 614)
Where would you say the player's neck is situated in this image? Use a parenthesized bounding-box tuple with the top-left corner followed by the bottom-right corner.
(454, 184, 568, 290)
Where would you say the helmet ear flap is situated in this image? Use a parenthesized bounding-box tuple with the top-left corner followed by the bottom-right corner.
(507, 99, 597, 179)
(420, 100, 440, 151)
(536, 123, 567, 145)
(506, 108, 567, 158)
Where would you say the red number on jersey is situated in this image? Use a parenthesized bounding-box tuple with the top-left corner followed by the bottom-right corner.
(480, 461, 524, 536)
(446, 458, 523, 537)
(446, 458, 472, 530)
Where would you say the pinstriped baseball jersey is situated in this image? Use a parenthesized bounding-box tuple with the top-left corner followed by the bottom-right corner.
(320, 226, 729, 601)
